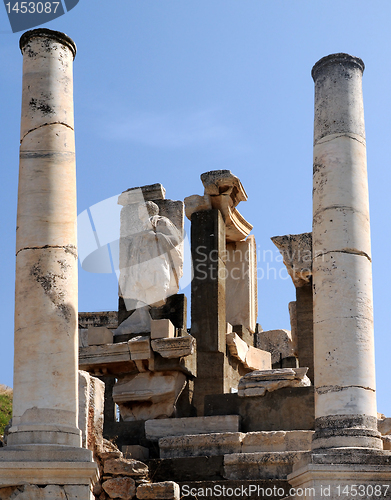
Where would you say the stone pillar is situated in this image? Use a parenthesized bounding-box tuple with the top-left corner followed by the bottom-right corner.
(288, 53, 391, 500)
(0, 29, 97, 494)
(311, 53, 381, 450)
(191, 209, 227, 414)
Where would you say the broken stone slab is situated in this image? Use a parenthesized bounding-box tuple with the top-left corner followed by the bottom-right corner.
(245, 346, 271, 371)
(137, 481, 180, 500)
(102, 477, 136, 500)
(271, 233, 312, 287)
(123, 445, 150, 461)
(255, 329, 296, 365)
(128, 336, 152, 361)
(87, 326, 113, 346)
(159, 432, 244, 458)
(113, 371, 186, 421)
(104, 457, 149, 477)
(226, 332, 248, 363)
(145, 415, 240, 441)
(184, 194, 212, 220)
(241, 430, 313, 453)
(238, 368, 311, 397)
(224, 451, 306, 480)
(151, 319, 175, 339)
(226, 333, 271, 370)
(151, 335, 196, 358)
(200, 170, 247, 208)
(118, 183, 166, 206)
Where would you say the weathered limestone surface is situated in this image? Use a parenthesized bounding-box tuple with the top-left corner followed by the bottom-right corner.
(271, 233, 312, 286)
(102, 477, 136, 500)
(226, 332, 248, 363)
(145, 415, 240, 441)
(104, 458, 149, 477)
(241, 431, 313, 453)
(87, 326, 113, 346)
(151, 319, 175, 339)
(113, 371, 186, 421)
(118, 183, 166, 206)
(225, 235, 258, 333)
(79, 342, 136, 375)
(238, 368, 311, 397)
(151, 335, 196, 358)
(159, 432, 244, 458)
(224, 451, 305, 480)
(78, 371, 104, 453)
(128, 336, 152, 361)
(137, 481, 180, 500)
(184, 194, 212, 220)
(245, 346, 271, 371)
(255, 329, 296, 365)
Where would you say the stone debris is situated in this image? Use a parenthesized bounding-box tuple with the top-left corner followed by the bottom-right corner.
(136, 481, 180, 499)
(238, 368, 311, 397)
(102, 477, 136, 500)
(104, 458, 149, 478)
(226, 332, 271, 370)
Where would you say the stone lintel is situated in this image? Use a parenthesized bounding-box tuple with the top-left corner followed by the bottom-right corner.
(271, 233, 312, 287)
(151, 335, 196, 358)
(79, 342, 137, 375)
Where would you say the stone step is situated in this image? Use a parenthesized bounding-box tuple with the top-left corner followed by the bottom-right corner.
(159, 430, 313, 458)
(145, 415, 240, 441)
(224, 451, 307, 480)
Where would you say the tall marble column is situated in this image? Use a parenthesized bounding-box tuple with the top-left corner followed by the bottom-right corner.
(311, 53, 381, 450)
(288, 54, 391, 500)
(0, 29, 97, 495)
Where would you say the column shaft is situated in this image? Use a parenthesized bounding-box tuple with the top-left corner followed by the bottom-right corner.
(9, 29, 80, 447)
(311, 54, 381, 449)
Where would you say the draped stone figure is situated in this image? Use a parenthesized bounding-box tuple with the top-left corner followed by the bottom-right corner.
(117, 201, 183, 334)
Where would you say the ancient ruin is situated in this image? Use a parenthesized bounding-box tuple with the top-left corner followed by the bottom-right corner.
(1, 29, 391, 500)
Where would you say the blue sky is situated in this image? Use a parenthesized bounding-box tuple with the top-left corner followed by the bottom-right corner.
(1, 1, 391, 415)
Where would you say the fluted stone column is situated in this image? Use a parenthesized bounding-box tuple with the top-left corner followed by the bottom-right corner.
(311, 53, 381, 450)
(0, 29, 97, 494)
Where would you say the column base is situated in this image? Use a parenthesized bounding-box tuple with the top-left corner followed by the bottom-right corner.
(0, 445, 99, 493)
(288, 449, 391, 500)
